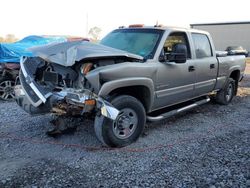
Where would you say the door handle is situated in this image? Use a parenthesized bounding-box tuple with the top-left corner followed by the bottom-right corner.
(210, 64, 215, 69)
(188, 66, 195, 72)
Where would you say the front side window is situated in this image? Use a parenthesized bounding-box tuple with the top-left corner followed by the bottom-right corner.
(192, 33, 212, 58)
(100, 29, 163, 60)
(163, 32, 191, 58)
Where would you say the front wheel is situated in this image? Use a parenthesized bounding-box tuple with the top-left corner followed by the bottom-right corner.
(94, 95, 146, 147)
(215, 78, 236, 105)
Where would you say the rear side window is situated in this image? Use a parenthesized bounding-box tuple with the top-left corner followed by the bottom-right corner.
(192, 33, 212, 58)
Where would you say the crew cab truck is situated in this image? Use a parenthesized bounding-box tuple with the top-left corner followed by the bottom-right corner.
(15, 25, 246, 147)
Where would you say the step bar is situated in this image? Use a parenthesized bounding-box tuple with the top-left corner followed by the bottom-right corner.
(147, 97, 210, 122)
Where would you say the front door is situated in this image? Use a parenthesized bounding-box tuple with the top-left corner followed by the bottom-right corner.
(153, 32, 196, 109)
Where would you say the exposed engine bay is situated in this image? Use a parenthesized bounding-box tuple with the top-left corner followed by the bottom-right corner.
(34, 56, 138, 92)
(31, 57, 137, 118)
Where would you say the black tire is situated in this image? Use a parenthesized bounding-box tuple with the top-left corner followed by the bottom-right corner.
(215, 78, 236, 105)
(0, 76, 15, 100)
(94, 95, 146, 147)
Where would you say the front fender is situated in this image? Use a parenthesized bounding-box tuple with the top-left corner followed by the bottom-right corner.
(98, 77, 155, 111)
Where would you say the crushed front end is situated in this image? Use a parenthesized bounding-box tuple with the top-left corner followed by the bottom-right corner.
(15, 56, 119, 120)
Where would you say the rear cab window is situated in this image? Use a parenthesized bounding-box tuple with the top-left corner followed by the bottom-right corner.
(191, 33, 213, 59)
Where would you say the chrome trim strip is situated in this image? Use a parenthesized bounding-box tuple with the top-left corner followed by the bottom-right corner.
(20, 57, 28, 77)
(195, 79, 216, 89)
(29, 83, 47, 103)
(156, 83, 194, 98)
(217, 76, 226, 81)
(20, 57, 48, 104)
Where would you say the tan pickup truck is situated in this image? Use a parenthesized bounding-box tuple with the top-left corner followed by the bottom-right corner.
(15, 25, 246, 147)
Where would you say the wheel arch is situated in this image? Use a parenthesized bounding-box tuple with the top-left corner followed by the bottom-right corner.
(229, 69, 240, 82)
(229, 69, 240, 95)
(98, 77, 155, 112)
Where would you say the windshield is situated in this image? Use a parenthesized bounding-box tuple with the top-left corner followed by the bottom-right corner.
(100, 29, 163, 59)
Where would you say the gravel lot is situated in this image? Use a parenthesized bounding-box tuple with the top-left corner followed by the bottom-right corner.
(0, 64, 249, 187)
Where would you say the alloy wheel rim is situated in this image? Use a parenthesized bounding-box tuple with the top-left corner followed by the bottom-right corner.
(0, 80, 15, 100)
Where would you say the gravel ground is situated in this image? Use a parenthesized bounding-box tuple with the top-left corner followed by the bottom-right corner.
(0, 67, 249, 187)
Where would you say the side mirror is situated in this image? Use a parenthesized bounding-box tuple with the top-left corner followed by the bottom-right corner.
(169, 43, 187, 63)
(159, 43, 187, 63)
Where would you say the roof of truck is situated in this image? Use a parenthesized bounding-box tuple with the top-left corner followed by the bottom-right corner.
(117, 24, 209, 35)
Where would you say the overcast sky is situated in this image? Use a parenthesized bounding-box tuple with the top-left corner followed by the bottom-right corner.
(1, 0, 249, 39)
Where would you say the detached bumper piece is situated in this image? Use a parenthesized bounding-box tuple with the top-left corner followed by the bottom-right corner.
(20, 57, 52, 107)
(14, 84, 53, 115)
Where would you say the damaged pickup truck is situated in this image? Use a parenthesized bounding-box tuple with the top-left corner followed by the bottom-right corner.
(15, 25, 246, 147)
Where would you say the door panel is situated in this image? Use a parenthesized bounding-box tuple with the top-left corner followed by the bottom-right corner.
(153, 60, 195, 109)
(193, 57, 218, 95)
(152, 31, 196, 110)
(191, 33, 218, 96)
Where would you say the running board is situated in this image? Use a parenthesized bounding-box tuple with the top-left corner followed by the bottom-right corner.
(147, 97, 210, 122)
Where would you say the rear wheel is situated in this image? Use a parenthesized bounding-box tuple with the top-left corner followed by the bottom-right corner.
(0, 77, 15, 100)
(215, 78, 236, 105)
(94, 95, 146, 147)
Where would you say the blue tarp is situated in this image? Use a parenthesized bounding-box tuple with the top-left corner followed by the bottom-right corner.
(0, 35, 67, 63)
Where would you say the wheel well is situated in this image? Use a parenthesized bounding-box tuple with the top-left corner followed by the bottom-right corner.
(109, 86, 151, 112)
(229, 70, 240, 82)
(229, 70, 240, 95)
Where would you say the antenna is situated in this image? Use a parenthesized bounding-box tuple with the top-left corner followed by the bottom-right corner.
(86, 13, 89, 37)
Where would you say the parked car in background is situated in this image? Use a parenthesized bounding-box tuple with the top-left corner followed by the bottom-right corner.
(0, 35, 87, 100)
(0, 63, 20, 100)
(226, 46, 249, 57)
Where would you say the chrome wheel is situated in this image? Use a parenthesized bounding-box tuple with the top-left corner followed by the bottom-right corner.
(0, 80, 15, 100)
(113, 108, 138, 139)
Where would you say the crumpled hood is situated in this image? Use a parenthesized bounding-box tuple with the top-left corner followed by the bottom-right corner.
(29, 41, 143, 66)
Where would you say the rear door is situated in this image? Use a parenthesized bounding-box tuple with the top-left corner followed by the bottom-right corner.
(191, 33, 218, 96)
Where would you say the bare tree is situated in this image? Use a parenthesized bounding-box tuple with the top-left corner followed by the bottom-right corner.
(0, 34, 18, 43)
(5, 34, 18, 43)
(0, 36, 4, 42)
(88, 27, 102, 42)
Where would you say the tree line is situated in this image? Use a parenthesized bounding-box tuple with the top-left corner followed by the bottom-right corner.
(0, 34, 19, 43)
